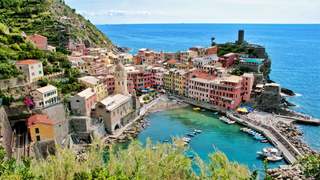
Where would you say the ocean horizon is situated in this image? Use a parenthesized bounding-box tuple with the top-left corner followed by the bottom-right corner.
(96, 23, 320, 151)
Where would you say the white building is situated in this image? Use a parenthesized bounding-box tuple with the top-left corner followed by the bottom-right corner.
(15, 60, 44, 82)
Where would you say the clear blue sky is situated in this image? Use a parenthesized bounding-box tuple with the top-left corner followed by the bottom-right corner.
(65, 0, 320, 24)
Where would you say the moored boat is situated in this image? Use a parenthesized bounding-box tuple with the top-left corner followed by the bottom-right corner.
(260, 140, 269, 143)
(267, 156, 283, 162)
(193, 129, 202, 133)
(240, 127, 248, 131)
(187, 132, 194, 137)
(227, 120, 235, 124)
(214, 112, 218, 114)
(193, 107, 201, 110)
(200, 109, 206, 112)
(257, 148, 281, 157)
(163, 138, 168, 142)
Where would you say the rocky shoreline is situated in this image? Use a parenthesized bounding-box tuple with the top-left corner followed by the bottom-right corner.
(275, 121, 318, 156)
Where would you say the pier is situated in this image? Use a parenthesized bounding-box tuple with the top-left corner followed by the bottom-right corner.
(227, 113, 300, 164)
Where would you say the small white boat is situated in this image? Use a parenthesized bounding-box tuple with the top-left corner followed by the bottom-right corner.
(227, 121, 235, 124)
(200, 109, 206, 112)
(240, 128, 248, 131)
(183, 137, 191, 141)
(193, 129, 202, 133)
(267, 156, 283, 162)
(257, 148, 281, 157)
(214, 112, 218, 114)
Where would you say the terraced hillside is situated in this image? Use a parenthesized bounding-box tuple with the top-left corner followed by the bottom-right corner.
(0, 0, 128, 53)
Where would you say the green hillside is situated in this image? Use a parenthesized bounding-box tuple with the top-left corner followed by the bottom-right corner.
(0, 0, 126, 52)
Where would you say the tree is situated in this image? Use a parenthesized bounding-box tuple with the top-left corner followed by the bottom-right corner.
(68, 77, 76, 84)
(42, 60, 47, 66)
(46, 65, 53, 74)
(263, 158, 273, 180)
(293, 154, 320, 179)
(247, 47, 255, 57)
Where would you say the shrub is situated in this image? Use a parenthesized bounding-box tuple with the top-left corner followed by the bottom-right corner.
(17, 75, 25, 81)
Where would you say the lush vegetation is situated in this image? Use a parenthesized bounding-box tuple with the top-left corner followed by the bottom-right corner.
(0, 137, 256, 179)
(231, 67, 253, 76)
(0, 0, 113, 49)
(217, 43, 245, 57)
(38, 77, 86, 96)
(293, 154, 320, 179)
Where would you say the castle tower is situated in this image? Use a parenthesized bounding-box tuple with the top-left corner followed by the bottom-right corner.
(238, 30, 244, 44)
(114, 62, 128, 95)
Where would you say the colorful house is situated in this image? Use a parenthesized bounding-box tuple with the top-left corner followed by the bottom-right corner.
(27, 115, 54, 142)
(30, 85, 58, 108)
(27, 34, 47, 50)
(78, 76, 106, 101)
(219, 53, 239, 68)
(15, 60, 43, 82)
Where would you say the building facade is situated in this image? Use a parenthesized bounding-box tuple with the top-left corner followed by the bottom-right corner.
(15, 60, 43, 82)
(30, 85, 58, 108)
(27, 115, 54, 142)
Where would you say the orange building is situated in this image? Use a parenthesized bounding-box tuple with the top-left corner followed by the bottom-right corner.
(27, 115, 54, 142)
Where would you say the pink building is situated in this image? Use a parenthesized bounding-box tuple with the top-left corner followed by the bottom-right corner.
(219, 53, 239, 68)
(188, 73, 216, 102)
(189, 72, 254, 109)
(127, 80, 134, 94)
(27, 34, 47, 50)
(182, 68, 203, 96)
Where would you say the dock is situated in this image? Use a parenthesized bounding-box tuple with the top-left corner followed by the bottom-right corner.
(227, 112, 300, 164)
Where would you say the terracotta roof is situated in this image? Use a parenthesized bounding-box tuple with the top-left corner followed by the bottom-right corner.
(16, 60, 41, 65)
(167, 59, 178, 64)
(197, 73, 216, 79)
(27, 34, 47, 39)
(28, 114, 53, 128)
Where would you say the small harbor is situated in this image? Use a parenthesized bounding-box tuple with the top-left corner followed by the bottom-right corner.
(115, 105, 287, 173)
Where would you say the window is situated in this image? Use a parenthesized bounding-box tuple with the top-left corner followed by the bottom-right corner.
(35, 128, 39, 134)
(39, 71, 42, 74)
(32, 72, 35, 76)
(36, 136, 40, 141)
(38, 64, 41, 68)
(19, 66, 22, 70)
(31, 66, 34, 69)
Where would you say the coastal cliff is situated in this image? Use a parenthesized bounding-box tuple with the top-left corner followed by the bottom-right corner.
(0, 0, 129, 53)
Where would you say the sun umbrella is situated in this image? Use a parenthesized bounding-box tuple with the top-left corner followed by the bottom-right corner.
(139, 88, 145, 91)
(145, 87, 150, 90)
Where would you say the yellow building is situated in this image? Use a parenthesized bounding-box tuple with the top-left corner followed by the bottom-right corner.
(78, 76, 107, 101)
(176, 62, 193, 71)
(27, 115, 54, 142)
(174, 70, 186, 95)
(163, 69, 176, 91)
(77, 64, 92, 74)
(181, 50, 198, 62)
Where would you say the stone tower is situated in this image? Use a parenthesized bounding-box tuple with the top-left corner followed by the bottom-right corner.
(131, 89, 140, 116)
(114, 62, 128, 95)
(238, 30, 244, 44)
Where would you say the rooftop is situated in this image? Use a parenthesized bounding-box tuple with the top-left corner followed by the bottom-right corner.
(100, 94, 132, 111)
(224, 75, 242, 83)
(76, 87, 96, 99)
(167, 59, 178, 64)
(78, 76, 100, 85)
(34, 85, 57, 93)
(224, 53, 236, 57)
(16, 60, 42, 65)
(28, 114, 53, 128)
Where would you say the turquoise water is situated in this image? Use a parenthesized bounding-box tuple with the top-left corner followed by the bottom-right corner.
(117, 106, 286, 174)
(97, 24, 320, 151)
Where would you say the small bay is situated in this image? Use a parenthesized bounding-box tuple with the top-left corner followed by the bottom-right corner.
(116, 105, 286, 174)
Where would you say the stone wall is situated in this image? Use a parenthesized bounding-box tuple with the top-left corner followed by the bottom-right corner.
(42, 103, 66, 124)
(71, 117, 90, 133)
(53, 120, 73, 146)
(253, 73, 264, 86)
(0, 107, 13, 158)
(33, 139, 55, 159)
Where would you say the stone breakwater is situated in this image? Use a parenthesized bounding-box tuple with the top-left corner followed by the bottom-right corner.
(275, 121, 318, 156)
(267, 168, 315, 180)
(105, 117, 150, 147)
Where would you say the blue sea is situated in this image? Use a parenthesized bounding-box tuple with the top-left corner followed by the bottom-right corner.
(97, 24, 320, 150)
